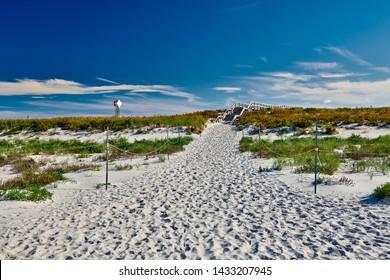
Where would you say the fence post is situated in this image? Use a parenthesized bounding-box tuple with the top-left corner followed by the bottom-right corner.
(259, 125, 262, 158)
(167, 128, 170, 160)
(106, 127, 109, 190)
(314, 116, 318, 194)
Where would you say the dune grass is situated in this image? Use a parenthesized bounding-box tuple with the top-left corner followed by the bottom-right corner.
(0, 171, 65, 202)
(0, 136, 193, 201)
(0, 110, 220, 134)
(238, 107, 390, 129)
(109, 136, 193, 156)
(0, 136, 193, 156)
(373, 183, 390, 200)
(240, 134, 390, 175)
(0, 185, 53, 202)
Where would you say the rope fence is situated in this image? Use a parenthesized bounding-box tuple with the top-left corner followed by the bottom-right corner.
(104, 127, 192, 189)
(243, 118, 390, 194)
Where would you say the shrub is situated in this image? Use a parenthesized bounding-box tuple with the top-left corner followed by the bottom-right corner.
(322, 125, 337, 135)
(373, 183, 390, 200)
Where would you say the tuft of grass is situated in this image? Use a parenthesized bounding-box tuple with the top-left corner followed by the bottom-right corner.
(0, 171, 65, 190)
(114, 164, 133, 171)
(0, 185, 52, 202)
(12, 158, 40, 173)
(46, 163, 101, 173)
(95, 183, 117, 189)
(372, 182, 390, 200)
(0, 170, 65, 202)
(158, 155, 166, 163)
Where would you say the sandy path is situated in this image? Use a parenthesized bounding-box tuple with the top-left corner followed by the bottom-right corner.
(0, 123, 389, 259)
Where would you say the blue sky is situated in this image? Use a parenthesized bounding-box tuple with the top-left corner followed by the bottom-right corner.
(1, 0, 390, 118)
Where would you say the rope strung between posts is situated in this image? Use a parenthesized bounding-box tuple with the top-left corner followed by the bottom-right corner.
(108, 136, 188, 157)
(256, 137, 318, 158)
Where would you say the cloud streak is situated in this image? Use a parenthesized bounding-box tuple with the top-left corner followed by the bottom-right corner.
(19, 96, 214, 118)
(259, 56, 268, 63)
(324, 46, 371, 66)
(96, 77, 119, 85)
(0, 78, 198, 101)
(239, 71, 390, 107)
(213, 87, 241, 93)
(294, 61, 339, 70)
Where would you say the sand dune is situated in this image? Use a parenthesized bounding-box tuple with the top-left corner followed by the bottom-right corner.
(0, 123, 389, 259)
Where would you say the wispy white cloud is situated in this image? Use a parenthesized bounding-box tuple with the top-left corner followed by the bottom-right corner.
(213, 87, 241, 93)
(294, 61, 339, 70)
(260, 72, 313, 81)
(24, 100, 110, 111)
(320, 45, 390, 74)
(324, 46, 371, 67)
(31, 96, 47, 99)
(259, 56, 267, 63)
(316, 72, 366, 78)
(326, 78, 390, 94)
(238, 71, 390, 107)
(369, 66, 390, 73)
(96, 77, 119, 85)
(20, 96, 214, 117)
(0, 78, 198, 101)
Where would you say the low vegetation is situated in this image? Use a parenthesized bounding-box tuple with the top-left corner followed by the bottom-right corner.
(0, 171, 65, 202)
(240, 134, 390, 176)
(0, 135, 193, 201)
(114, 164, 133, 171)
(373, 183, 390, 200)
(0, 186, 53, 202)
(0, 110, 220, 134)
(238, 107, 390, 129)
(109, 136, 193, 156)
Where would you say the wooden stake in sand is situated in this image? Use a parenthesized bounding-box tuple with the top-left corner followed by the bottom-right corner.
(259, 125, 262, 158)
(167, 129, 170, 160)
(314, 116, 318, 194)
(106, 127, 109, 190)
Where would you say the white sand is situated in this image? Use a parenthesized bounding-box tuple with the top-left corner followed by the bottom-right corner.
(0, 123, 389, 260)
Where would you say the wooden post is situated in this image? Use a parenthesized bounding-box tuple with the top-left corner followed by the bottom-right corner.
(106, 127, 109, 190)
(167, 129, 169, 160)
(314, 117, 318, 194)
(259, 126, 262, 158)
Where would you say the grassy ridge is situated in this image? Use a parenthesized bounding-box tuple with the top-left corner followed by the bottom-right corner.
(0, 136, 192, 156)
(238, 107, 390, 129)
(0, 138, 104, 155)
(0, 110, 220, 133)
(109, 136, 193, 155)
